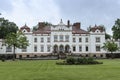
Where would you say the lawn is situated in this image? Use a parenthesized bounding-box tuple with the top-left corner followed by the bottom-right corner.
(0, 59, 120, 80)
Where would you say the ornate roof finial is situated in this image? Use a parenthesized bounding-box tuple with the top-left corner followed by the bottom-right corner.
(95, 24, 97, 27)
(60, 19, 63, 23)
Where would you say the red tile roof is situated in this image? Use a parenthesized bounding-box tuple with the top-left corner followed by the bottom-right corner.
(33, 26, 51, 34)
(32, 22, 89, 34)
(72, 26, 89, 34)
(89, 25, 105, 32)
(20, 24, 30, 32)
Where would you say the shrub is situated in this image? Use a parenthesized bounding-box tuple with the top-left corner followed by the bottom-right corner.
(66, 57, 76, 64)
(1, 58, 5, 62)
(56, 57, 103, 65)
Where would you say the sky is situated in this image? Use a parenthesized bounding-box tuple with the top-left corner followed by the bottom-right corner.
(0, 0, 120, 34)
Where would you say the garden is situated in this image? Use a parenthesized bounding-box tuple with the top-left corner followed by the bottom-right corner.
(0, 59, 120, 80)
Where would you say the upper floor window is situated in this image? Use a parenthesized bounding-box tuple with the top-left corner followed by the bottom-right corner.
(96, 37, 100, 42)
(65, 35, 69, 42)
(73, 38, 76, 42)
(85, 38, 88, 42)
(79, 38, 82, 42)
(54, 35, 58, 42)
(41, 37, 44, 42)
(96, 45, 101, 51)
(60, 35, 63, 41)
(6, 46, 12, 52)
(34, 38, 37, 42)
(47, 37, 50, 42)
(22, 47, 27, 52)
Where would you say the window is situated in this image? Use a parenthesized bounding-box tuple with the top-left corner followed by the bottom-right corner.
(47, 45, 51, 52)
(86, 46, 88, 52)
(73, 38, 76, 42)
(86, 54, 88, 57)
(22, 47, 27, 52)
(93, 55, 96, 57)
(34, 38, 37, 42)
(54, 35, 58, 42)
(79, 38, 82, 42)
(100, 54, 103, 57)
(79, 46, 82, 52)
(65, 35, 69, 42)
(34, 45, 37, 52)
(27, 55, 29, 58)
(96, 45, 101, 51)
(60, 35, 63, 41)
(34, 55, 37, 57)
(19, 55, 22, 58)
(85, 38, 88, 42)
(96, 37, 100, 42)
(73, 46, 76, 51)
(41, 37, 44, 42)
(6, 46, 12, 52)
(41, 45, 44, 52)
(47, 37, 50, 42)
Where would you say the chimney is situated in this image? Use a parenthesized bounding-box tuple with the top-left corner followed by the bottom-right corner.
(38, 22, 45, 30)
(73, 22, 81, 29)
(67, 20, 70, 27)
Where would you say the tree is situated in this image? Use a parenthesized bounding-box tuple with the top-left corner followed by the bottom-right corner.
(102, 41, 119, 59)
(0, 18, 18, 39)
(32, 25, 38, 31)
(112, 19, 120, 40)
(5, 31, 29, 60)
(105, 33, 111, 39)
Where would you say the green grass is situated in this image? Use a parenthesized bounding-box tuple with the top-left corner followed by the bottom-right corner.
(0, 59, 120, 80)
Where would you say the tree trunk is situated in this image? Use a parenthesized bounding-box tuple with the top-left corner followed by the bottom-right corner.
(13, 45, 16, 61)
(111, 52, 114, 59)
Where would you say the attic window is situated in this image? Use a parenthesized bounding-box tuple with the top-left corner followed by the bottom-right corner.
(23, 30, 26, 32)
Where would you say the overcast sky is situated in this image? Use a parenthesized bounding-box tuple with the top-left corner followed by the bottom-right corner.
(1, 0, 120, 34)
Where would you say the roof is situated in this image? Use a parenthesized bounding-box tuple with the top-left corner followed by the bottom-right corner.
(33, 26, 51, 34)
(33, 21, 89, 34)
(20, 24, 30, 32)
(89, 25, 105, 32)
(72, 26, 89, 34)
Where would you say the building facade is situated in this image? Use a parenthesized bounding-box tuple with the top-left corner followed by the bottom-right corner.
(0, 20, 106, 58)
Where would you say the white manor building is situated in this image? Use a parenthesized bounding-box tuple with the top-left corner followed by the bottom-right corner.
(0, 20, 107, 58)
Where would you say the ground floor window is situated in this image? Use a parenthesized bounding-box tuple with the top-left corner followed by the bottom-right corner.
(6, 46, 12, 52)
(47, 45, 51, 52)
(27, 55, 29, 58)
(34, 55, 37, 57)
(93, 54, 96, 57)
(34, 45, 37, 52)
(86, 46, 88, 52)
(41, 45, 44, 52)
(86, 54, 88, 57)
(19, 55, 22, 58)
(79, 46, 82, 52)
(73, 46, 76, 52)
(96, 45, 101, 51)
(100, 54, 103, 57)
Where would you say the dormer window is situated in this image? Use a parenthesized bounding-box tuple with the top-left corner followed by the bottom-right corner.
(23, 29, 26, 33)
